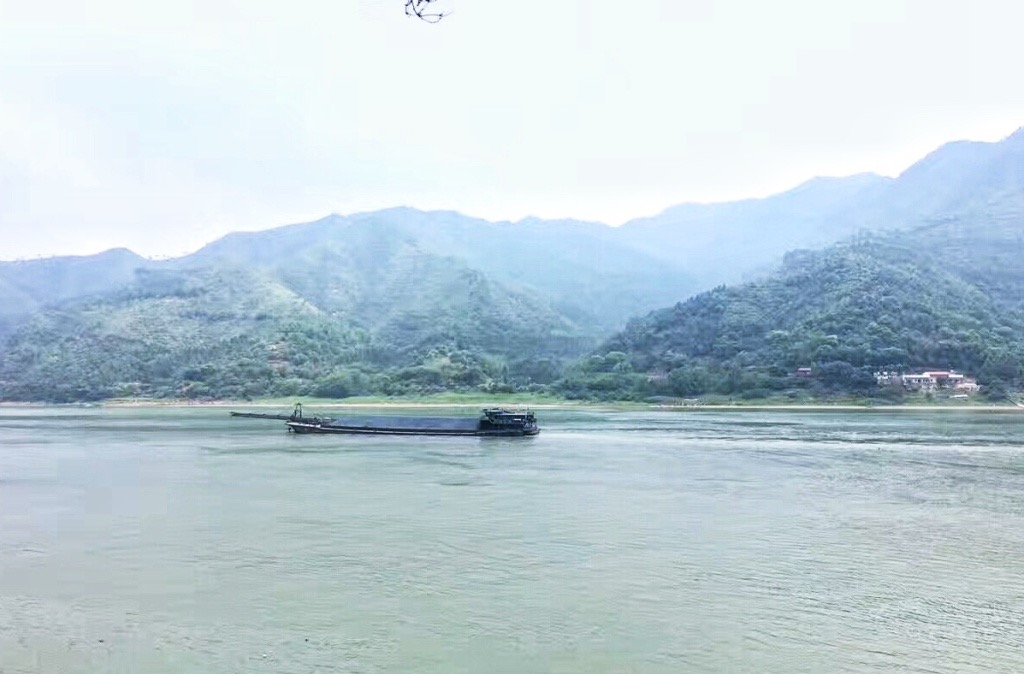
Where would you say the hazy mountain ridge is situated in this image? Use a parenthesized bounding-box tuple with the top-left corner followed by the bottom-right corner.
(186, 208, 696, 333)
(0, 248, 150, 337)
(2, 129, 1023, 401)
(4, 127, 1022, 331)
(614, 127, 1024, 287)
(609, 174, 894, 290)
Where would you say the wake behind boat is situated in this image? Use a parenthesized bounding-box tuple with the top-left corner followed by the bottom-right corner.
(231, 404, 539, 436)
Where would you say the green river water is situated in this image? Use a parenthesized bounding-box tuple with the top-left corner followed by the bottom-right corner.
(2, 406, 1023, 673)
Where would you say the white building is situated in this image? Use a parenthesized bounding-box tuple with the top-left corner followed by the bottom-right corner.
(900, 371, 975, 391)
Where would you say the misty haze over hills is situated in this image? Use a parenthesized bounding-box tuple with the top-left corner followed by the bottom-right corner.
(1, 128, 1023, 401)
(615, 127, 1024, 285)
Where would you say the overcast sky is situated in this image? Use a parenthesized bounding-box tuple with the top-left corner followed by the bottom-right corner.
(2, 0, 1023, 260)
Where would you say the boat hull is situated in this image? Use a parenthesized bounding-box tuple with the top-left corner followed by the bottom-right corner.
(286, 421, 539, 436)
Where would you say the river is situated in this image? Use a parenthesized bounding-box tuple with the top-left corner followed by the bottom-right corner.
(2, 406, 1023, 673)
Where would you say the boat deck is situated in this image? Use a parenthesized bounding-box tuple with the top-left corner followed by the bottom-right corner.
(316, 415, 482, 432)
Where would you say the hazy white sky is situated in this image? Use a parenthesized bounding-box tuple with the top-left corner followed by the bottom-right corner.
(2, 0, 1023, 259)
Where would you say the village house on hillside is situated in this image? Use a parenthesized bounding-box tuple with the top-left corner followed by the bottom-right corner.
(874, 370, 980, 392)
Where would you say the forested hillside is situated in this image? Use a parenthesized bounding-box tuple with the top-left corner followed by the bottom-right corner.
(563, 221, 1024, 401)
(0, 256, 582, 401)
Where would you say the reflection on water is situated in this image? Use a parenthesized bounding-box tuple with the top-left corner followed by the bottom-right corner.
(2, 407, 1024, 673)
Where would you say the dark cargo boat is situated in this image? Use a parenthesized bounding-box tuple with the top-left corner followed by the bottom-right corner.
(231, 404, 539, 437)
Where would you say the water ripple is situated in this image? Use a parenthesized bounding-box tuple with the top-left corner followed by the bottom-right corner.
(2, 408, 1024, 673)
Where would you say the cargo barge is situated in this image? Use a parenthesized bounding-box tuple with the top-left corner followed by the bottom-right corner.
(231, 404, 539, 437)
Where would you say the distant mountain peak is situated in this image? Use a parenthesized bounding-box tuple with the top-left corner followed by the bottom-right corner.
(794, 172, 890, 188)
(513, 215, 610, 229)
(97, 247, 145, 260)
(4, 246, 146, 266)
(1003, 126, 1024, 144)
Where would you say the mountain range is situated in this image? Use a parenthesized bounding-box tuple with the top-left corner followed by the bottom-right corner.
(615, 127, 1024, 285)
(1, 128, 1022, 401)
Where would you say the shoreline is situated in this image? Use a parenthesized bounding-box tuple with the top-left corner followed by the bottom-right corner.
(2, 400, 1022, 412)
